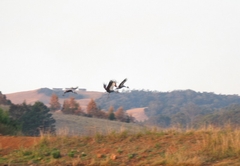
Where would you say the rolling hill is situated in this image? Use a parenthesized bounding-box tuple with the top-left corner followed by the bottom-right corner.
(2, 89, 240, 165)
(52, 111, 144, 136)
(96, 89, 240, 127)
(6, 88, 103, 111)
(6, 88, 240, 128)
(5, 88, 148, 122)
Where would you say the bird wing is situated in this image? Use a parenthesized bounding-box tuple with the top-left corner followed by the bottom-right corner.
(64, 89, 72, 93)
(103, 84, 107, 91)
(119, 78, 127, 87)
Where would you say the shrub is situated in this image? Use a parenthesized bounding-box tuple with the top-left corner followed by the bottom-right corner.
(51, 149, 61, 159)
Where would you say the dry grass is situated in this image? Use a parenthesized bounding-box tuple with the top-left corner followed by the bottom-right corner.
(126, 107, 148, 122)
(5, 89, 46, 105)
(197, 125, 240, 160)
(6, 89, 103, 107)
(52, 112, 144, 136)
(1, 125, 240, 165)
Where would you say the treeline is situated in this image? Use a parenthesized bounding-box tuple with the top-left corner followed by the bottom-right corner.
(0, 91, 55, 136)
(96, 90, 240, 111)
(193, 104, 240, 127)
(96, 89, 240, 128)
(49, 94, 135, 123)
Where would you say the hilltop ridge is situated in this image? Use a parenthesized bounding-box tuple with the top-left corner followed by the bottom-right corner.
(5, 88, 240, 127)
(6, 88, 103, 110)
(5, 88, 148, 122)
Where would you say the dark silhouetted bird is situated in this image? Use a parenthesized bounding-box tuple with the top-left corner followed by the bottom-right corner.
(103, 80, 117, 93)
(62, 87, 78, 96)
(116, 78, 129, 89)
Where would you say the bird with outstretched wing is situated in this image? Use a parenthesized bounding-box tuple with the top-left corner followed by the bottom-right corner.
(116, 78, 129, 89)
(62, 86, 78, 96)
(103, 80, 117, 93)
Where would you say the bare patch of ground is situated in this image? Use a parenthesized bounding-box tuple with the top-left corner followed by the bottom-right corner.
(6, 89, 103, 109)
(1, 129, 240, 166)
(126, 107, 148, 121)
(0, 136, 40, 155)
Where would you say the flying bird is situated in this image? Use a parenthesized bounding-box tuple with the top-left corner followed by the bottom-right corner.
(116, 78, 129, 89)
(62, 87, 78, 96)
(70, 87, 78, 90)
(103, 80, 117, 93)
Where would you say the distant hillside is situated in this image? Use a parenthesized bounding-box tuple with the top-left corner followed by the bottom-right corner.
(96, 89, 240, 127)
(4, 88, 147, 121)
(96, 89, 240, 111)
(6, 88, 240, 127)
(6, 88, 103, 110)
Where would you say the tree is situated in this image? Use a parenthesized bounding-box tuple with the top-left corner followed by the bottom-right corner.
(0, 108, 20, 135)
(8, 102, 29, 121)
(96, 109, 108, 119)
(0, 91, 11, 105)
(49, 94, 61, 111)
(86, 99, 99, 117)
(62, 97, 83, 115)
(26, 102, 56, 135)
(115, 107, 125, 122)
(9, 102, 56, 136)
(62, 100, 69, 114)
(146, 115, 171, 127)
(114, 107, 135, 123)
(125, 114, 136, 123)
(171, 112, 190, 128)
(107, 106, 116, 120)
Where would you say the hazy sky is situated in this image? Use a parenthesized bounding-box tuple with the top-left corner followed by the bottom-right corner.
(1, 0, 240, 95)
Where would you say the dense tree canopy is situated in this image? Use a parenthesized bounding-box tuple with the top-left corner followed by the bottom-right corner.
(9, 101, 56, 136)
(96, 89, 240, 127)
(0, 108, 20, 135)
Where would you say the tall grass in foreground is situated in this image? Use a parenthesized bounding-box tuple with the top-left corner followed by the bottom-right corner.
(198, 125, 240, 160)
(2, 124, 240, 166)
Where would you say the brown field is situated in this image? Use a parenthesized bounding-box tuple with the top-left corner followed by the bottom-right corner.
(1, 126, 240, 165)
(6, 89, 47, 105)
(6, 89, 103, 107)
(126, 107, 148, 122)
(0, 136, 40, 156)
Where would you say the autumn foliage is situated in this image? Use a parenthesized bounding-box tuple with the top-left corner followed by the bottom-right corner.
(61, 97, 84, 115)
(49, 94, 61, 111)
(60, 97, 135, 123)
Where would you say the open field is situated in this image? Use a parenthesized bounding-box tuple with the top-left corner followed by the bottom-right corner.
(1, 125, 240, 165)
(52, 112, 144, 136)
(126, 107, 148, 122)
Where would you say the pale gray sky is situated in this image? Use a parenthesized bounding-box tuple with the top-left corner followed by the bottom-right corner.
(1, 0, 240, 95)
